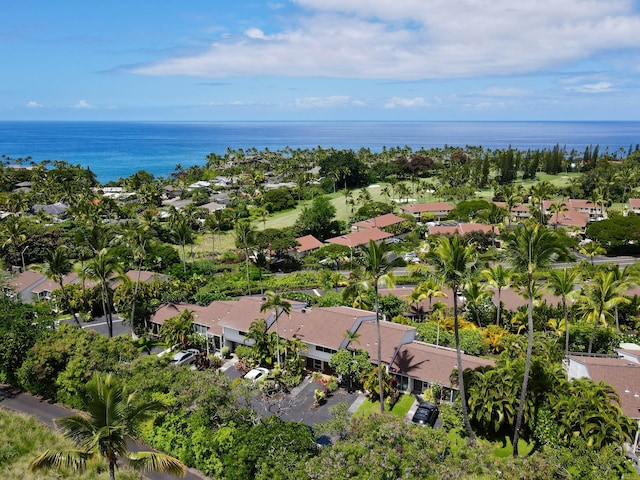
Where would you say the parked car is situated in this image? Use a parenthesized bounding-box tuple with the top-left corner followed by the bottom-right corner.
(244, 367, 270, 382)
(411, 401, 439, 427)
(172, 348, 200, 366)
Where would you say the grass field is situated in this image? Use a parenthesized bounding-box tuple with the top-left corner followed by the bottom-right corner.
(0, 409, 140, 480)
(353, 393, 415, 418)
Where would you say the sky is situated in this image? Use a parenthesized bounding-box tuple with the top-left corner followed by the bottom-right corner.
(3, 0, 640, 121)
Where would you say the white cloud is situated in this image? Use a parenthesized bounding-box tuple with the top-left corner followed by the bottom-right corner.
(566, 81, 615, 93)
(71, 99, 95, 109)
(472, 87, 530, 97)
(384, 96, 427, 108)
(26, 101, 43, 108)
(293, 95, 359, 108)
(127, 0, 640, 81)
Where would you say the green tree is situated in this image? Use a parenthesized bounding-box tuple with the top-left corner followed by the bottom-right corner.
(294, 195, 341, 241)
(235, 220, 256, 295)
(170, 214, 194, 274)
(160, 309, 195, 348)
(83, 248, 125, 338)
(482, 264, 510, 327)
(40, 246, 81, 327)
(503, 224, 568, 455)
(259, 290, 292, 369)
(29, 372, 186, 480)
(547, 268, 580, 357)
(423, 235, 478, 442)
(244, 318, 276, 368)
(358, 239, 401, 413)
(328, 348, 371, 391)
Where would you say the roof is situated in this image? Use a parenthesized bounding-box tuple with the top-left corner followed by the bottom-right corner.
(428, 222, 496, 236)
(352, 213, 406, 230)
(199, 201, 226, 213)
(548, 211, 589, 229)
(295, 234, 323, 253)
(568, 355, 640, 419)
(325, 228, 392, 247)
(217, 296, 272, 333)
(6, 270, 46, 293)
(390, 341, 494, 388)
(351, 320, 415, 364)
(400, 202, 454, 214)
(494, 202, 530, 212)
(491, 287, 562, 311)
(270, 305, 372, 350)
(31, 202, 68, 216)
(628, 198, 640, 208)
(149, 301, 236, 337)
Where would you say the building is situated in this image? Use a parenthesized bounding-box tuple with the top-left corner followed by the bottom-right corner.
(400, 202, 454, 220)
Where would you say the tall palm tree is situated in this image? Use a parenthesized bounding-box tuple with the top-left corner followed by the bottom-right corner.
(548, 201, 568, 231)
(170, 214, 194, 275)
(0, 215, 28, 267)
(462, 278, 491, 327)
(83, 248, 124, 338)
(120, 221, 151, 335)
(29, 373, 186, 480)
(482, 264, 510, 327)
(235, 220, 256, 295)
(360, 239, 402, 413)
(260, 290, 292, 369)
(40, 246, 81, 327)
(579, 270, 630, 354)
(503, 224, 567, 455)
(547, 268, 580, 357)
(424, 235, 478, 442)
(608, 264, 638, 333)
(579, 241, 606, 265)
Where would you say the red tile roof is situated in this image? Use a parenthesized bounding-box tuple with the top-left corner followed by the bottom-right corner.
(295, 234, 323, 253)
(400, 202, 454, 214)
(390, 342, 494, 388)
(352, 213, 406, 230)
(326, 228, 392, 247)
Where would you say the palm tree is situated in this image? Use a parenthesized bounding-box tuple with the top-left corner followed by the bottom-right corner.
(29, 372, 186, 480)
(578, 270, 630, 354)
(83, 248, 124, 338)
(120, 221, 151, 335)
(462, 278, 491, 327)
(251, 249, 270, 295)
(608, 264, 638, 333)
(482, 264, 510, 327)
(170, 214, 194, 274)
(547, 268, 580, 357)
(260, 290, 292, 369)
(548, 201, 567, 231)
(205, 209, 226, 260)
(235, 220, 256, 296)
(424, 235, 478, 442)
(359, 239, 402, 413)
(503, 224, 568, 455)
(0, 215, 28, 267)
(40, 246, 81, 327)
(579, 241, 606, 265)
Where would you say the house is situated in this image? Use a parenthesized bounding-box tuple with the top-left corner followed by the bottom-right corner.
(31, 202, 68, 219)
(427, 222, 496, 238)
(566, 349, 640, 457)
(400, 202, 454, 220)
(3, 270, 47, 302)
(352, 213, 406, 232)
(349, 320, 415, 366)
(493, 202, 531, 220)
(389, 341, 494, 401)
(543, 199, 606, 222)
(295, 235, 323, 257)
(547, 210, 590, 234)
(628, 199, 640, 215)
(199, 201, 226, 213)
(325, 228, 392, 249)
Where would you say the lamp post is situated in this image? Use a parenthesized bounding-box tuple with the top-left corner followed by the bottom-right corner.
(21, 245, 29, 272)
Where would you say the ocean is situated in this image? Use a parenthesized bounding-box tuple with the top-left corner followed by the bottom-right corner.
(0, 121, 638, 183)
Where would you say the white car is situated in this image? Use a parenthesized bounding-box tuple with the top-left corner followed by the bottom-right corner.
(172, 349, 200, 366)
(244, 367, 270, 382)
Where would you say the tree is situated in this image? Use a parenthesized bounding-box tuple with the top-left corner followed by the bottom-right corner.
(83, 248, 125, 338)
(40, 246, 81, 327)
(0, 215, 28, 267)
(235, 220, 256, 295)
(578, 270, 630, 354)
(29, 372, 186, 480)
(170, 214, 194, 275)
(359, 239, 402, 413)
(294, 195, 341, 241)
(547, 268, 580, 357)
(119, 221, 152, 335)
(328, 349, 371, 392)
(482, 264, 510, 327)
(586, 216, 640, 255)
(424, 235, 478, 442)
(548, 201, 568, 231)
(503, 224, 568, 455)
(160, 308, 195, 348)
(579, 241, 606, 265)
(260, 290, 292, 369)
(462, 278, 491, 327)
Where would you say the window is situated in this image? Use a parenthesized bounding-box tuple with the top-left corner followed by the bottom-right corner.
(312, 359, 323, 370)
(316, 345, 337, 354)
(194, 324, 208, 335)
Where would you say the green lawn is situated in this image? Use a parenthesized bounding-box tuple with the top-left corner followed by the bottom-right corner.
(353, 394, 415, 418)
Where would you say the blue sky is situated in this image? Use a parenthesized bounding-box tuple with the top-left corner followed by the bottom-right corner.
(3, 0, 640, 121)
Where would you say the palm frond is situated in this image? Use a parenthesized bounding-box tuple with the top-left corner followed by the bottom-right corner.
(127, 451, 187, 477)
(28, 449, 92, 472)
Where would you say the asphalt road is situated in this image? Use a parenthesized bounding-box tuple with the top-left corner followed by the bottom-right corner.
(0, 384, 207, 480)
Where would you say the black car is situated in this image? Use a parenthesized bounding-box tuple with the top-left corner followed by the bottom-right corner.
(411, 401, 439, 427)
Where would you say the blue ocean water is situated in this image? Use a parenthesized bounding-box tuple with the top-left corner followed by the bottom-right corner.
(0, 121, 638, 183)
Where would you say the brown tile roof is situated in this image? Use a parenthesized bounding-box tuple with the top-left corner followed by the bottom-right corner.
(568, 355, 640, 419)
(352, 320, 415, 364)
(6, 270, 45, 293)
(548, 211, 589, 229)
(428, 223, 496, 237)
(326, 228, 392, 248)
(353, 213, 406, 230)
(295, 234, 323, 253)
(400, 202, 454, 214)
(629, 198, 640, 208)
(390, 341, 494, 388)
(217, 296, 273, 333)
(150, 301, 236, 336)
(270, 305, 372, 350)
(491, 287, 562, 311)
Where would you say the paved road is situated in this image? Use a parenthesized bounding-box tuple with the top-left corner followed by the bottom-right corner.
(0, 385, 207, 480)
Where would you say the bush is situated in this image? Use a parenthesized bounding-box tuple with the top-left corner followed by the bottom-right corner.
(221, 346, 231, 358)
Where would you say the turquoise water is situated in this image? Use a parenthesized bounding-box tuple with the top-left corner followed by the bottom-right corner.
(0, 121, 638, 182)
